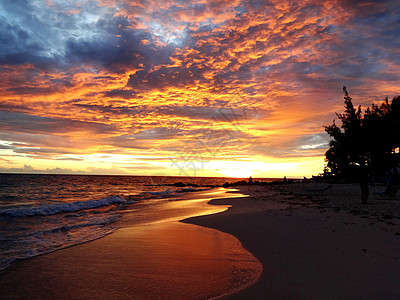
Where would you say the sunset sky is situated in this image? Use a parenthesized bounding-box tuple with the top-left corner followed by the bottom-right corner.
(0, 0, 399, 178)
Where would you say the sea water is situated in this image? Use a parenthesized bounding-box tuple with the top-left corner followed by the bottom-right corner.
(0, 174, 269, 271)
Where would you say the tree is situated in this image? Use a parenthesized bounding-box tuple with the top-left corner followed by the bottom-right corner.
(324, 86, 365, 179)
(324, 87, 400, 180)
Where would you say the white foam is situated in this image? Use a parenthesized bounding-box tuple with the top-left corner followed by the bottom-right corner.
(0, 212, 123, 271)
(0, 195, 127, 217)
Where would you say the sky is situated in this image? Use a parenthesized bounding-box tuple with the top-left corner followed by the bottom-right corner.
(0, 0, 399, 178)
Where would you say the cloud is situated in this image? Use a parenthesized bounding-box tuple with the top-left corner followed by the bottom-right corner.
(133, 127, 184, 140)
(104, 89, 136, 99)
(0, 0, 399, 175)
(0, 164, 130, 175)
(74, 103, 264, 122)
(0, 102, 31, 113)
(1, 0, 398, 94)
(0, 111, 116, 135)
(0, 164, 74, 174)
(296, 133, 330, 150)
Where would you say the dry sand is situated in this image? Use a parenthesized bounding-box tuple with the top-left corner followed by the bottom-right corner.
(185, 183, 400, 299)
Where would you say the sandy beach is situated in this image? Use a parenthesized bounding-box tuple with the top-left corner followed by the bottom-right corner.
(186, 183, 400, 299)
(1, 183, 399, 299)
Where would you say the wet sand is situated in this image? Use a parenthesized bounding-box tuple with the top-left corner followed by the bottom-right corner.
(186, 184, 400, 299)
(0, 188, 261, 300)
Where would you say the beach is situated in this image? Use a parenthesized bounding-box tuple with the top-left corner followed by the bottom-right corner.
(1, 183, 400, 299)
(187, 183, 400, 299)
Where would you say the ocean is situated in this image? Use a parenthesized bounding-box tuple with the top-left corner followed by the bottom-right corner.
(0, 174, 273, 271)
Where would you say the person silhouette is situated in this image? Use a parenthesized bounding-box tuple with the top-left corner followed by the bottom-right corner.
(360, 168, 369, 204)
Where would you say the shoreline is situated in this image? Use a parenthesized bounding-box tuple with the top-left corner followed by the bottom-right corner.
(184, 183, 400, 299)
(0, 188, 262, 300)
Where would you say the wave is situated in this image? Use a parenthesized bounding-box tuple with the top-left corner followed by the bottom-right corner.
(0, 222, 118, 271)
(148, 190, 173, 196)
(1, 187, 212, 218)
(0, 208, 124, 271)
(0, 187, 213, 271)
(0, 195, 128, 217)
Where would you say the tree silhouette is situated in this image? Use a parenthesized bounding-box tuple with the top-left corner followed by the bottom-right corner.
(324, 87, 400, 180)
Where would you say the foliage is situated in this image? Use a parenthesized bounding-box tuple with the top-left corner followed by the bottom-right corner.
(324, 86, 400, 179)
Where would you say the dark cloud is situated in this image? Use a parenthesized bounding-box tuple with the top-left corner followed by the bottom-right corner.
(0, 103, 31, 113)
(104, 135, 155, 150)
(55, 157, 84, 161)
(133, 127, 184, 140)
(0, 111, 116, 135)
(12, 146, 71, 155)
(0, 1, 177, 73)
(0, 132, 72, 149)
(0, 139, 76, 158)
(249, 132, 331, 158)
(7, 86, 59, 95)
(0, 165, 80, 174)
(103, 89, 136, 99)
(74, 103, 264, 121)
(296, 133, 330, 150)
(74, 103, 145, 117)
(157, 105, 263, 122)
(127, 65, 208, 91)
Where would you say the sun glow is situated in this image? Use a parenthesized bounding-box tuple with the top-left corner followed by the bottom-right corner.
(217, 168, 253, 178)
(211, 160, 265, 178)
(205, 156, 325, 179)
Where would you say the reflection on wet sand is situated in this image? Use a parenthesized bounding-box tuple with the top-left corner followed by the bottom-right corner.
(0, 188, 262, 300)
